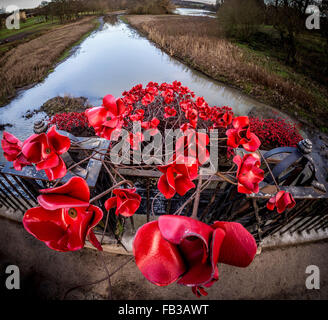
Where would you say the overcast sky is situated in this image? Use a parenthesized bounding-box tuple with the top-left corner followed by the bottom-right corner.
(0, 0, 49, 10)
(0, 0, 216, 10)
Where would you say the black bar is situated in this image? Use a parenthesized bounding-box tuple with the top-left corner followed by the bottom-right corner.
(0, 173, 33, 209)
(12, 175, 38, 203)
(0, 178, 26, 213)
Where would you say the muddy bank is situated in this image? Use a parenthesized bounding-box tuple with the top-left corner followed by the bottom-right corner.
(39, 96, 92, 116)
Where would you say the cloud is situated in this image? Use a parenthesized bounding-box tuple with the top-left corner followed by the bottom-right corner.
(0, 0, 49, 10)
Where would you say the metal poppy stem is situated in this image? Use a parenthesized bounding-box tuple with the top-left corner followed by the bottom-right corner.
(215, 171, 237, 185)
(90, 179, 134, 203)
(53, 153, 94, 188)
(62, 256, 134, 300)
(259, 150, 280, 191)
(191, 174, 202, 220)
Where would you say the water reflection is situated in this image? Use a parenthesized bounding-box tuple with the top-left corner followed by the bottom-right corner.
(103, 14, 119, 26)
(174, 7, 216, 18)
(0, 10, 289, 161)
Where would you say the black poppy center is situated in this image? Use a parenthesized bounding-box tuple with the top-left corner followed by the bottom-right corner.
(68, 208, 78, 218)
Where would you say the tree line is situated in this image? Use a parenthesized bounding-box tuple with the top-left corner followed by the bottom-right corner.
(216, 0, 327, 65)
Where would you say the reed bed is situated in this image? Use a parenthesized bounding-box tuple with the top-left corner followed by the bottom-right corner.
(126, 15, 328, 128)
(0, 17, 98, 107)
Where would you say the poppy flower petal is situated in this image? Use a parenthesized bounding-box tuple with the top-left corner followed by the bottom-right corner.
(85, 107, 108, 127)
(104, 197, 117, 211)
(158, 174, 176, 199)
(242, 133, 261, 152)
(213, 222, 257, 267)
(103, 94, 118, 114)
(116, 98, 126, 115)
(2, 131, 21, 145)
(211, 227, 226, 270)
(233, 116, 249, 129)
(158, 215, 213, 251)
(116, 199, 140, 217)
(174, 175, 195, 196)
(40, 176, 90, 202)
(43, 157, 67, 181)
(36, 153, 60, 170)
(226, 129, 239, 148)
(266, 197, 276, 211)
(23, 207, 64, 241)
(87, 205, 104, 230)
(88, 230, 103, 251)
(37, 194, 89, 210)
(47, 125, 71, 155)
(133, 221, 186, 286)
(21, 134, 43, 163)
(276, 191, 296, 213)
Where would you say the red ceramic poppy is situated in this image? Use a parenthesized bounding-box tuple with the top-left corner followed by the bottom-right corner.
(233, 153, 264, 194)
(157, 157, 198, 199)
(213, 111, 233, 128)
(185, 108, 198, 128)
(21, 126, 70, 180)
(1, 131, 30, 170)
(267, 190, 296, 214)
(133, 215, 257, 297)
(226, 116, 261, 152)
(141, 117, 160, 136)
(198, 105, 212, 121)
(104, 188, 141, 217)
(180, 99, 192, 112)
(146, 85, 159, 96)
(127, 132, 144, 151)
(176, 128, 210, 165)
(164, 106, 177, 118)
(161, 89, 174, 104)
(129, 109, 145, 122)
(141, 93, 155, 106)
(85, 94, 126, 140)
(196, 97, 206, 108)
(23, 177, 103, 252)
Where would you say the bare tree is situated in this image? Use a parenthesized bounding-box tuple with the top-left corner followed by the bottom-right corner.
(267, 0, 320, 65)
(217, 0, 264, 40)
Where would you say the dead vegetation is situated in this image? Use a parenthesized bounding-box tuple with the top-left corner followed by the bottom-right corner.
(0, 17, 98, 107)
(126, 15, 328, 128)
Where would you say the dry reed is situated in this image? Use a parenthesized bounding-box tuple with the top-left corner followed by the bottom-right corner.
(126, 15, 327, 127)
(0, 17, 97, 106)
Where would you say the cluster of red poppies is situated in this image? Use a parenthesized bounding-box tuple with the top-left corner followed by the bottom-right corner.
(0, 81, 298, 298)
(249, 116, 303, 149)
(48, 112, 89, 133)
(1, 126, 70, 180)
(20, 173, 142, 253)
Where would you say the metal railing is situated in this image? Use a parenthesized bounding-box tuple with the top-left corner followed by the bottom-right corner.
(0, 137, 327, 245)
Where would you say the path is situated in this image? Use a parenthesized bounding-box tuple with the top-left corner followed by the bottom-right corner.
(0, 217, 327, 300)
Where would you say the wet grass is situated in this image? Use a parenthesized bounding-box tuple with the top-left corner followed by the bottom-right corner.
(125, 15, 328, 129)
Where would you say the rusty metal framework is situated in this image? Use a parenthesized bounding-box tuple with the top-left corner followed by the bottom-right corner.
(0, 133, 327, 245)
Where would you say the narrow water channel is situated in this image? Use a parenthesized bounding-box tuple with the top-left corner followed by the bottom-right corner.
(0, 9, 289, 161)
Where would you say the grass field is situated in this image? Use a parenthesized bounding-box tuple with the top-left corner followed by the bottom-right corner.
(125, 14, 328, 130)
(0, 16, 99, 107)
(0, 17, 59, 40)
